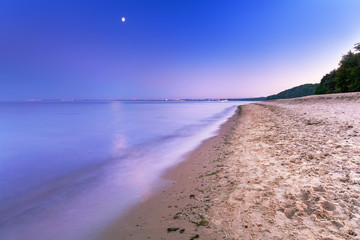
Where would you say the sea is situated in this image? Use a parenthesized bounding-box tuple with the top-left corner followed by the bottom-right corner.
(0, 100, 250, 240)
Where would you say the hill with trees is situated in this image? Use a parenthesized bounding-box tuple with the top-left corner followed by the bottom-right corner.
(266, 84, 319, 100)
(266, 42, 359, 100)
(316, 43, 360, 94)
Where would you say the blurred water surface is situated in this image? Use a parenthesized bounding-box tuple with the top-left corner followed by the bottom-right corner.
(0, 100, 248, 240)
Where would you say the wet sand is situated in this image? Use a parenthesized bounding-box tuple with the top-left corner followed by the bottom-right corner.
(101, 105, 241, 240)
(102, 92, 360, 240)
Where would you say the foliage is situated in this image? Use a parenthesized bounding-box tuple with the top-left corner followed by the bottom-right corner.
(267, 84, 319, 100)
(355, 42, 360, 52)
(315, 70, 337, 94)
(316, 42, 360, 94)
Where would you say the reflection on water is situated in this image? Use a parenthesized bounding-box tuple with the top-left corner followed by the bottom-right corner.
(0, 101, 249, 240)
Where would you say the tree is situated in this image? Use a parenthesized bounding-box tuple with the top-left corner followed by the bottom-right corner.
(315, 70, 337, 94)
(355, 42, 360, 52)
(340, 50, 355, 66)
(335, 50, 360, 92)
(315, 42, 360, 94)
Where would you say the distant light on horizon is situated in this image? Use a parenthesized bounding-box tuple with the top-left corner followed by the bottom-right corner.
(122, 17, 126, 22)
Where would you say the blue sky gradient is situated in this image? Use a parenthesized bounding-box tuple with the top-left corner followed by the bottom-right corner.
(1, 0, 360, 100)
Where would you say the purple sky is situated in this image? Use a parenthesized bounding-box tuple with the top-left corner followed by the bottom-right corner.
(1, 0, 360, 100)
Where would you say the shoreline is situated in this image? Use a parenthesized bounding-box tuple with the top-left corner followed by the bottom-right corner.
(101, 92, 360, 239)
(100, 106, 242, 240)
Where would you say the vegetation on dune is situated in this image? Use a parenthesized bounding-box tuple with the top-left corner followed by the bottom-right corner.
(266, 84, 319, 100)
(316, 42, 360, 94)
(266, 42, 360, 100)
(315, 70, 337, 94)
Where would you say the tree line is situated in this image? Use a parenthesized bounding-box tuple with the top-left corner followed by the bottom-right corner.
(267, 84, 319, 100)
(316, 43, 360, 94)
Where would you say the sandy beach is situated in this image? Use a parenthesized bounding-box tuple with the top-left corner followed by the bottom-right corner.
(102, 92, 360, 240)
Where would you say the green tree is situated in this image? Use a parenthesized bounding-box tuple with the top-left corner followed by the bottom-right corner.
(335, 51, 360, 92)
(355, 42, 360, 52)
(315, 70, 337, 94)
(316, 42, 360, 94)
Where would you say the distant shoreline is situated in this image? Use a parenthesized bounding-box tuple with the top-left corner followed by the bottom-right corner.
(0, 97, 265, 103)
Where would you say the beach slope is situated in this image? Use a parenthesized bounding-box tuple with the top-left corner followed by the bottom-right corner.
(208, 92, 360, 239)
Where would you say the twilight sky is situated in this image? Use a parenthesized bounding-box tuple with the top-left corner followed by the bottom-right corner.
(1, 0, 360, 100)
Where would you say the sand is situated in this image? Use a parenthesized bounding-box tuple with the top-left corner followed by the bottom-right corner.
(102, 92, 360, 240)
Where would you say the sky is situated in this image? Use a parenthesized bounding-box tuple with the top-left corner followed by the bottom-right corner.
(1, 0, 360, 100)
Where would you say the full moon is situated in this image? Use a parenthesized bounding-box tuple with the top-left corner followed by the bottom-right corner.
(121, 17, 126, 22)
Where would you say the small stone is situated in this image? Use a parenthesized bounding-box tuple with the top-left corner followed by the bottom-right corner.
(167, 227, 179, 233)
(348, 230, 357, 236)
(190, 234, 200, 240)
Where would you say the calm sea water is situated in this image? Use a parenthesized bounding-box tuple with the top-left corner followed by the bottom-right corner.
(0, 101, 249, 240)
